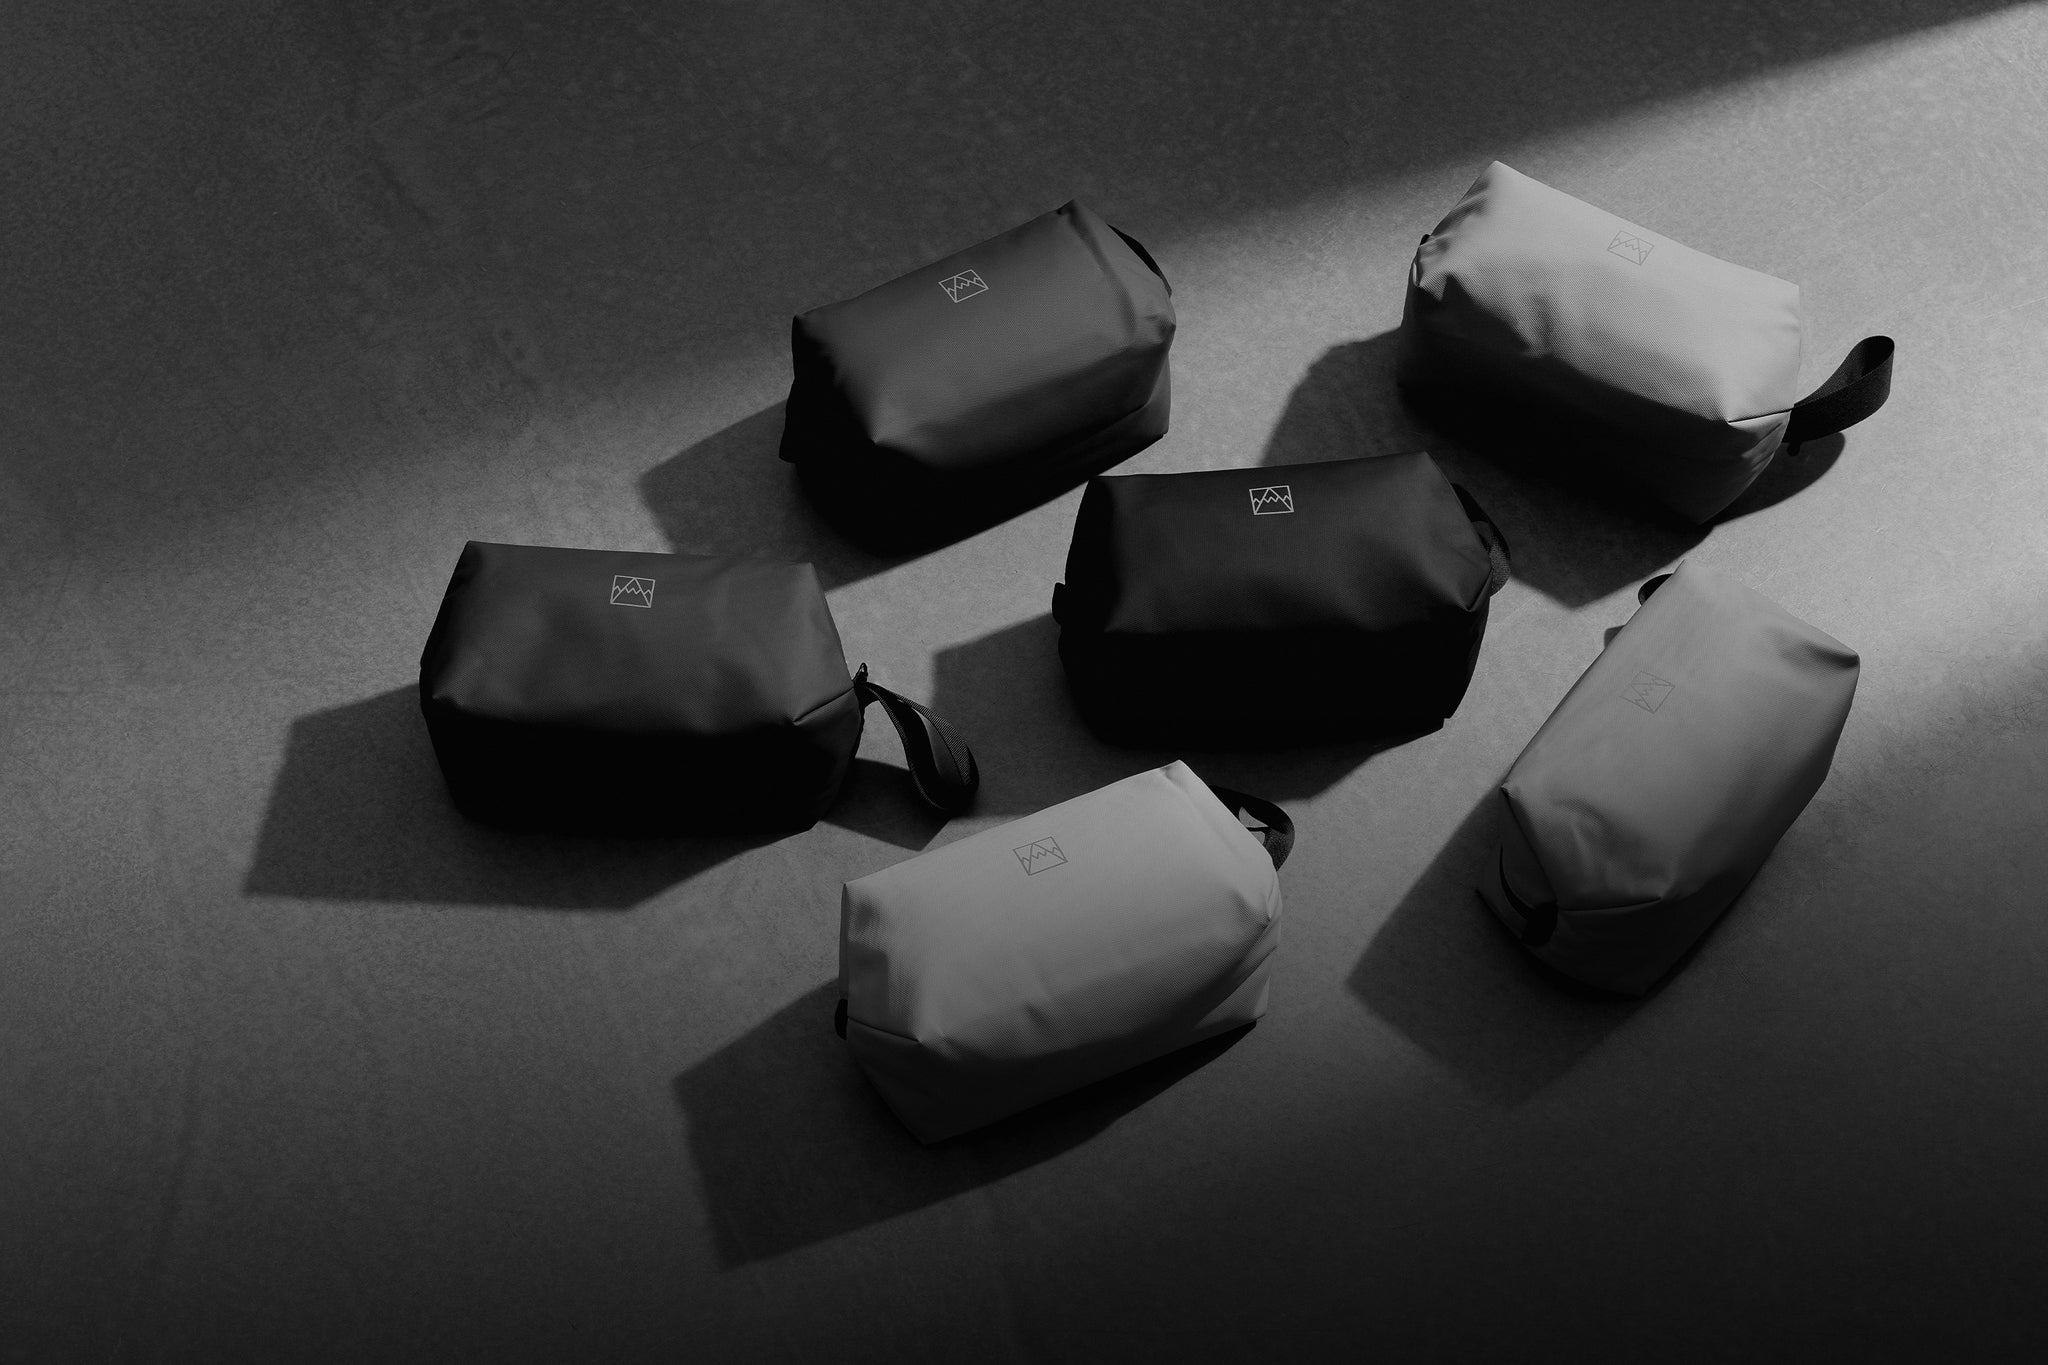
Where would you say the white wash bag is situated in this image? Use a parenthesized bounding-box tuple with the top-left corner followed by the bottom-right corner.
(837, 761, 1292, 1142)
(1484, 562, 1860, 995)
(1400, 161, 1894, 521)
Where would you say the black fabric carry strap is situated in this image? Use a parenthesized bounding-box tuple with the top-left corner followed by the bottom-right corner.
(1207, 784, 1295, 871)
(1497, 851, 1558, 947)
(852, 665, 980, 816)
(1784, 335, 1895, 451)
(1111, 225, 1172, 295)
(1452, 484, 1513, 596)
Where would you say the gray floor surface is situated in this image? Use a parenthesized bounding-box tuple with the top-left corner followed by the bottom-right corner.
(5, 2, 2046, 1360)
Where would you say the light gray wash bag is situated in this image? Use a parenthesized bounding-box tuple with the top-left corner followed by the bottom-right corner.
(837, 761, 1291, 1143)
(1484, 561, 1859, 995)
(1400, 161, 1894, 521)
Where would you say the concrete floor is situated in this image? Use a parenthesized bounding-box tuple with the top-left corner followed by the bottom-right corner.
(5, 2, 2046, 1360)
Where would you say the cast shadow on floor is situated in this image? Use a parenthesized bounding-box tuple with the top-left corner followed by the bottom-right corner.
(639, 338, 1849, 606)
(928, 613, 1412, 818)
(638, 403, 905, 591)
(242, 687, 943, 910)
(1349, 794, 1642, 1106)
(1262, 333, 1846, 608)
(675, 979, 1251, 1267)
(341, 0, 2006, 434)
(640, 399, 1160, 577)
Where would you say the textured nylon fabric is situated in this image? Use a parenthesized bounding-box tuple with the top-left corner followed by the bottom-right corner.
(1055, 452, 1498, 745)
(1401, 162, 1806, 521)
(1482, 561, 1859, 994)
(781, 201, 1174, 548)
(424, 545, 852, 733)
(839, 762, 1282, 1142)
(803, 202, 1169, 470)
(420, 544, 863, 830)
(1073, 453, 1492, 633)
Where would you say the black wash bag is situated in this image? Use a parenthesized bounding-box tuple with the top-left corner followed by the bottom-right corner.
(1053, 453, 1511, 747)
(419, 543, 977, 831)
(780, 200, 1175, 551)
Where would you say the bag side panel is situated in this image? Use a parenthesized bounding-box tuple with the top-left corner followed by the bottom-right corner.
(1054, 475, 1124, 635)
(791, 204, 1174, 476)
(1506, 561, 1858, 909)
(1409, 161, 1803, 426)
(1480, 785, 1560, 939)
(1059, 617, 1478, 746)
(779, 311, 883, 469)
(1054, 453, 1494, 743)
(1400, 301, 1788, 521)
(848, 935, 1274, 1143)
(838, 762, 1283, 1139)
(1493, 562, 1858, 988)
(1531, 856, 1766, 996)
(421, 692, 861, 832)
(420, 545, 853, 735)
(417, 545, 863, 830)
(1094, 454, 1493, 634)
(791, 362, 1169, 553)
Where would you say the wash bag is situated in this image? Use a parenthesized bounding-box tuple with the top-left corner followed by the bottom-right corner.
(419, 543, 976, 831)
(837, 761, 1291, 1143)
(1052, 452, 1511, 746)
(1399, 161, 1894, 521)
(1483, 561, 1859, 994)
(781, 200, 1175, 551)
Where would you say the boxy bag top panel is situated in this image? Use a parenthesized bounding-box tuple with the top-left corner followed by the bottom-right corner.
(420, 543, 854, 736)
(1414, 162, 1804, 428)
(1501, 560, 1859, 912)
(1059, 453, 1497, 636)
(795, 201, 1174, 474)
(839, 762, 1281, 1063)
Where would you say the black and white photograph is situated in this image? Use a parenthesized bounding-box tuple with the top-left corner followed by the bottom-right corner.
(4, 1, 2044, 1360)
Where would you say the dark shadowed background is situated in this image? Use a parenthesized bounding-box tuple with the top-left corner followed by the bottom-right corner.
(4, 1, 2045, 1360)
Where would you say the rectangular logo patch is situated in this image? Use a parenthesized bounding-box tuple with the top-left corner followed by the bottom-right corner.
(1623, 670, 1675, 712)
(939, 269, 988, 302)
(1607, 230, 1654, 265)
(1249, 485, 1293, 515)
(610, 575, 656, 608)
(1013, 837, 1066, 874)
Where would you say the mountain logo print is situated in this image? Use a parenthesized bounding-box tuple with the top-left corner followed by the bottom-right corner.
(1607, 230, 1654, 265)
(1013, 837, 1067, 874)
(940, 269, 988, 302)
(610, 575, 656, 607)
(1623, 670, 1676, 712)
